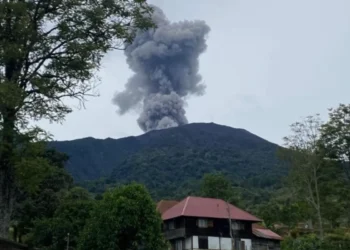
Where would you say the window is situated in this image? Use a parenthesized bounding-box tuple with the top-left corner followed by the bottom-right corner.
(197, 219, 208, 228)
(231, 221, 245, 230)
(198, 236, 208, 249)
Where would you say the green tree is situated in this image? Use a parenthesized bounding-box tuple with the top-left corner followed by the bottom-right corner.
(257, 197, 309, 230)
(281, 234, 322, 250)
(320, 103, 350, 181)
(317, 159, 349, 228)
(29, 187, 94, 250)
(281, 233, 350, 250)
(318, 104, 350, 226)
(78, 183, 167, 250)
(200, 172, 241, 206)
(11, 148, 73, 243)
(280, 115, 326, 239)
(0, 0, 154, 236)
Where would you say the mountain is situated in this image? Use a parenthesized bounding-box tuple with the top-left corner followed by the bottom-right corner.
(49, 123, 287, 200)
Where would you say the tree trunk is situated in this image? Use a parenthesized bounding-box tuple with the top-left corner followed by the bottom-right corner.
(314, 169, 324, 240)
(316, 207, 324, 240)
(0, 171, 14, 237)
(226, 201, 234, 250)
(0, 110, 16, 238)
(1, 5, 19, 238)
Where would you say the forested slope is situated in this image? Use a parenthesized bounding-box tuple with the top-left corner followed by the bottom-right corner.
(49, 123, 287, 199)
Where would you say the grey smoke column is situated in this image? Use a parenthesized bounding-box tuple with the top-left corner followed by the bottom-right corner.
(112, 5, 210, 132)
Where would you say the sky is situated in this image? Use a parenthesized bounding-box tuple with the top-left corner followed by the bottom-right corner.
(38, 0, 350, 145)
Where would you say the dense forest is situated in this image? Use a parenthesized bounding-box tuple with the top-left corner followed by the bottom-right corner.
(49, 123, 287, 202)
(49, 123, 284, 181)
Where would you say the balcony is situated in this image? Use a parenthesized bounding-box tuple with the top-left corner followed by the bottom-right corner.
(163, 228, 186, 240)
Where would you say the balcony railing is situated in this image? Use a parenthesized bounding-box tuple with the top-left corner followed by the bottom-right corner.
(163, 228, 186, 240)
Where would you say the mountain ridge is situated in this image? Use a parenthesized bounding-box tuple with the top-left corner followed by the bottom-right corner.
(50, 122, 275, 145)
(48, 122, 286, 200)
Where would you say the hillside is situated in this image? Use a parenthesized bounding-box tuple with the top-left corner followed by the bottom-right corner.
(49, 123, 287, 199)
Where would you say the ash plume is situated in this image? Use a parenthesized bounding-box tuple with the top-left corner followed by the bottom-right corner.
(112, 5, 210, 132)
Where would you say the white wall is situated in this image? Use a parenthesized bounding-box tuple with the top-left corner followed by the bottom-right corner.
(193, 236, 198, 249)
(208, 236, 220, 249)
(220, 237, 232, 250)
(192, 236, 232, 250)
(241, 239, 252, 250)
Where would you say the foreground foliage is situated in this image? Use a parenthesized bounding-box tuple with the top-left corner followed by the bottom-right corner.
(11, 148, 73, 242)
(280, 115, 327, 238)
(15, 179, 167, 250)
(29, 187, 94, 250)
(261, 109, 350, 246)
(78, 183, 167, 250)
(0, 0, 154, 236)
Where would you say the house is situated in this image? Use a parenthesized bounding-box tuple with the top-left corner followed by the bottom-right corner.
(252, 224, 282, 250)
(157, 196, 282, 250)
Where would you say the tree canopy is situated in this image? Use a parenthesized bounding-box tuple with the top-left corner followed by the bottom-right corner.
(320, 103, 350, 181)
(11, 148, 72, 243)
(0, 0, 154, 236)
(29, 187, 94, 250)
(78, 183, 167, 250)
(200, 172, 242, 206)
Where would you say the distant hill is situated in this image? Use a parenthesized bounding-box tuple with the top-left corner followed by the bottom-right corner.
(49, 123, 287, 200)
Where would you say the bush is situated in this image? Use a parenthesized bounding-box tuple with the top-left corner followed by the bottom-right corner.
(282, 234, 321, 250)
(282, 233, 350, 250)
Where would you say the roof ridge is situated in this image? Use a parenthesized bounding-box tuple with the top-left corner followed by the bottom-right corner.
(156, 200, 163, 210)
(181, 196, 190, 215)
(162, 196, 261, 222)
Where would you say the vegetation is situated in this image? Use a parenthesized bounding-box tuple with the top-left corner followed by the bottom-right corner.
(29, 187, 94, 250)
(280, 115, 327, 238)
(0, 0, 347, 249)
(4, 107, 350, 249)
(257, 196, 310, 230)
(200, 172, 242, 206)
(78, 183, 167, 250)
(282, 233, 350, 250)
(0, 0, 154, 237)
(261, 106, 350, 248)
(10, 152, 167, 250)
(4, 105, 350, 249)
(50, 123, 287, 203)
(320, 104, 350, 182)
(11, 148, 73, 243)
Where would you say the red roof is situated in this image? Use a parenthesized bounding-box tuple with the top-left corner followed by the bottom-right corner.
(162, 196, 261, 222)
(156, 200, 179, 214)
(252, 224, 283, 241)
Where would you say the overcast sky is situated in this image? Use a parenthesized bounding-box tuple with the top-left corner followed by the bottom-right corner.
(38, 0, 350, 145)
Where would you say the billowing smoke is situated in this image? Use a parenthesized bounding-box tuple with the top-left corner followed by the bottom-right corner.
(112, 5, 210, 132)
